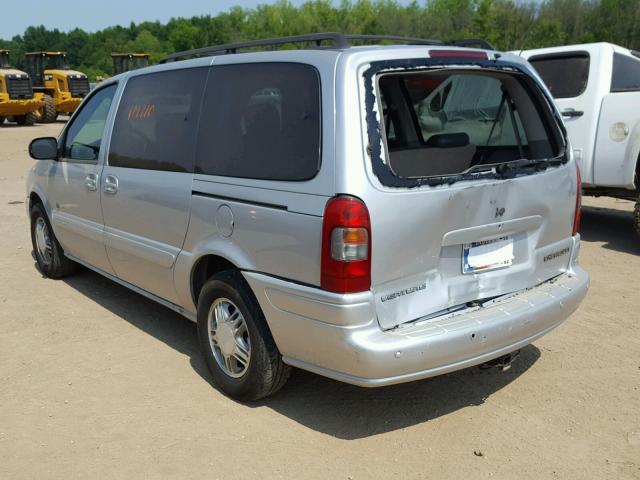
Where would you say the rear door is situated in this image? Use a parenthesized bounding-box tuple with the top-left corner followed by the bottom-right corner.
(100, 68, 207, 303)
(356, 60, 576, 330)
(524, 45, 606, 184)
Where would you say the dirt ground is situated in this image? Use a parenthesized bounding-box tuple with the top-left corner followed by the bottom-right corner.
(1, 122, 639, 480)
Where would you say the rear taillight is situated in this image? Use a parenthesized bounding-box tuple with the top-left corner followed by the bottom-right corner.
(321, 196, 371, 293)
(573, 162, 582, 236)
(428, 50, 488, 60)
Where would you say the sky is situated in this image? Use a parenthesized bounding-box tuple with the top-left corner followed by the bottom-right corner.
(1, 0, 341, 39)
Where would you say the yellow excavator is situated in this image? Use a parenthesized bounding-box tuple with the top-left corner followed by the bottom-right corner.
(24, 51, 89, 123)
(0, 49, 44, 126)
(112, 53, 149, 75)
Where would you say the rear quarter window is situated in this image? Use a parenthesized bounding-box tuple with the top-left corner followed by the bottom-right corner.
(108, 68, 207, 172)
(529, 53, 590, 99)
(195, 62, 321, 181)
(611, 53, 640, 92)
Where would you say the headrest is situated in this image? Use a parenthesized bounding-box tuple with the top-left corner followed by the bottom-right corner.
(425, 132, 470, 149)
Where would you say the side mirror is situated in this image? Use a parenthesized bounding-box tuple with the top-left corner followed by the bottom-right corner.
(29, 137, 58, 160)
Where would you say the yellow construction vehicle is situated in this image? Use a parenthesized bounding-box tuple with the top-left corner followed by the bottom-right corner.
(112, 53, 149, 75)
(0, 49, 44, 126)
(24, 51, 89, 123)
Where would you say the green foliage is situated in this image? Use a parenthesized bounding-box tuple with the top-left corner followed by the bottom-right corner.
(1, 0, 636, 81)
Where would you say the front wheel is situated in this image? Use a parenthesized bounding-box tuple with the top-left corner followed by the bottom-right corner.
(197, 271, 290, 401)
(30, 203, 76, 278)
(15, 112, 37, 126)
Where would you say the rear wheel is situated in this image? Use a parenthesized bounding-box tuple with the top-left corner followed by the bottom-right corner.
(634, 194, 640, 239)
(30, 203, 76, 278)
(197, 270, 291, 401)
(15, 112, 37, 126)
(0, 116, 5, 125)
(38, 94, 58, 123)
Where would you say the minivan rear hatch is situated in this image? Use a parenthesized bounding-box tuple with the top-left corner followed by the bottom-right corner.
(360, 53, 577, 330)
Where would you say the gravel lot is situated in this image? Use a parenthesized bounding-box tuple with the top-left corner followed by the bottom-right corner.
(1, 122, 639, 479)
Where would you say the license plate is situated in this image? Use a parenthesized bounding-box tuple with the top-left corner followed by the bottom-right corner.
(463, 236, 514, 274)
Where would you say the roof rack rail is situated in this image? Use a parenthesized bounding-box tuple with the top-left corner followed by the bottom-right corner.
(160, 32, 493, 63)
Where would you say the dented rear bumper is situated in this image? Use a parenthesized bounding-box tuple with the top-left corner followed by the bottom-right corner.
(244, 250, 589, 387)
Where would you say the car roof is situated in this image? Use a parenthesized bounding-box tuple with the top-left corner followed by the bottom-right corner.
(119, 43, 533, 82)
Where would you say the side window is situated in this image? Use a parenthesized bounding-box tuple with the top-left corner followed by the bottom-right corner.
(529, 53, 590, 99)
(63, 84, 116, 161)
(108, 68, 207, 172)
(196, 62, 321, 181)
(611, 53, 640, 92)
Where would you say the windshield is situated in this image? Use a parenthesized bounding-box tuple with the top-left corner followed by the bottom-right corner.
(131, 57, 148, 70)
(0, 53, 9, 68)
(44, 55, 67, 70)
(377, 70, 558, 179)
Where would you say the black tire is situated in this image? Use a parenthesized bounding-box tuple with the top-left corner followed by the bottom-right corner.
(197, 270, 291, 401)
(0, 116, 5, 125)
(15, 112, 37, 126)
(30, 203, 77, 278)
(634, 194, 640, 239)
(38, 94, 58, 123)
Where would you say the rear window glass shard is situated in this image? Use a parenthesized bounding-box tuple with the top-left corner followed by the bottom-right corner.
(195, 62, 321, 181)
(368, 62, 562, 187)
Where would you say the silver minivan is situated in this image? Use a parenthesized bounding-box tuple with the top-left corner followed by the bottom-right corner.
(26, 33, 589, 400)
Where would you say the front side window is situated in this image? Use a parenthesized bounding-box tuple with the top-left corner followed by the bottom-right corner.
(378, 70, 557, 179)
(63, 84, 116, 161)
(611, 53, 640, 92)
(108, 68, 207, 172)
(196, 62, 321, 181)
(529, 53, 590, 99)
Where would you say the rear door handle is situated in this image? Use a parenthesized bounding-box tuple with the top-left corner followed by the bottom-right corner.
(85, 173, 98, 191)
(103, 175, 119, 194)
(561, 109, 584, 118)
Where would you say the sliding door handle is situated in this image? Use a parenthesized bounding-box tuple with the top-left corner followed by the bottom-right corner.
(103, 175, 119, 194)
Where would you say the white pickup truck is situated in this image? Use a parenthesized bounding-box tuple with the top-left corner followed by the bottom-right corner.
(517, 43, 640, 237)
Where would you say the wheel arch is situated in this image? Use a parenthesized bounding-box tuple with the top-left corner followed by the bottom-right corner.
(190, 253, 239, 306)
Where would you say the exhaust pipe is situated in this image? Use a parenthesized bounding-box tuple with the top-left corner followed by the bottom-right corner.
(479, 349, 520, 371)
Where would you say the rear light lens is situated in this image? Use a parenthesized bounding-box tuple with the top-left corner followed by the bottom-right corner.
(321, 196, 371, 293)
(573, 162, 582, 236)
(429, 50, 488, 60)
(330, 227, 369, 261)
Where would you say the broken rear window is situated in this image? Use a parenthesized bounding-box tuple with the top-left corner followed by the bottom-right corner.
(377, 70, 558, 179)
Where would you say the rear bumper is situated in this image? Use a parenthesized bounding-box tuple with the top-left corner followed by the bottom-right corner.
(244, 264, 589, 387)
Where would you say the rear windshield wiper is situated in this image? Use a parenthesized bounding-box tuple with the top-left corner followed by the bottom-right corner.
(463, 157, 563, 177)
(495, 157, 563, 177)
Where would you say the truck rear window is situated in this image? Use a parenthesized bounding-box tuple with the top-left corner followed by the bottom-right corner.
(377, 70, 558, 179)
(529, 53, 589, 98)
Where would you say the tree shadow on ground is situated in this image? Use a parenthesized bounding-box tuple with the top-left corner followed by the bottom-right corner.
(61, 265, 540, 440)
